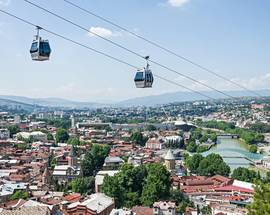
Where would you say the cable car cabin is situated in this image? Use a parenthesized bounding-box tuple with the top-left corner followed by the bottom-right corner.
(30, 38, 51, 61)
(134, 68, 154, 88)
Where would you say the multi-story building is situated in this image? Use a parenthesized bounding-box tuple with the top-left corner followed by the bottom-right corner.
(153, 201, 176, 215)
(0, 129, 10, 140)
(65, 193, 114, 215)
(145, 138, 165, 150)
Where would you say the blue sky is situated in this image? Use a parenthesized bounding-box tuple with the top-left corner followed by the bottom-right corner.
(0, 0, 269, 102)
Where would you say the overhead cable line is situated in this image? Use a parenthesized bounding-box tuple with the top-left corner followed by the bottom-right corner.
(63, 0, 263, 99)
(22, 0, 236, 99)
(0, 8, 215, 101)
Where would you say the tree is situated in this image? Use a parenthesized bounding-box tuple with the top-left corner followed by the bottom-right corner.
(102, 175, 125, 208)
(91, 144, 110, 168)
(249, 145, 258, 153)
(81, 144, 110, 177)
(265, 172, 270, 183)
(166, 139, 185, 149)
(231, 167, 260, 183)
(209, 133, 217, 142)
(8, 125, 20, 138)
(199, 134, 208, 143)
(186, 141, 197, 152)
(55, 128, 69, 143)
(248, 183, 270, 215)
(67, 137, 81, 146)
(169, 189, 185, 204)
(197, 153, 230, 177)
(102, 163, 170, 208)
(146, 124, 157, 131)
(196, 145, 209, 153)
(70, 177, 95, 195)
(201, 206, 212, 215)
(10, 191, 29, 200)
(44, 118, 71, 129)
(47, 133, 54, 141)
(190, 129, 203, 140)
(186, 154, 204, 173)
(130, 132, 148, 146)
(81, 151, 95, 177)
(141, 164, 171, 206)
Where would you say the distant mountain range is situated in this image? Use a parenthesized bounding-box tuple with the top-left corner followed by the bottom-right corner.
(117, 89, 270, 106)
(0, 89, 269, 110)
(0, 95, 104, 109)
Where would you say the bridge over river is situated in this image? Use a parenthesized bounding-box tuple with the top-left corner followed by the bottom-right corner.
(202, 138, 264, 170)
(217, 134, 239, 139)
(221, 156, 260, 164)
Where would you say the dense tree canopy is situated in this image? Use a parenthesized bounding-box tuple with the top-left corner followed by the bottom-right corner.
(186, 153, 230, 177)
(102, 163, 171, 208)
(165, 139, 184, 149)
(196, 120, 264, 145)
(186, 141, 197, 153)
(10, 191, 29, 200)
(145, 124, 157, 131)
(7, 125, 20, 138)
(197, 154, 230, 176)
(249, 123, 270, 133)
(47, 132, 54, 141)
(231, 167, 260, 183)
(130, 132, 148, 146)
(43, 118, 71, 129)
(67, 137, 81, 146)
(249, 145, 258, 153)
(196, 120, 235, 131)
(55, 128, 69, 143)
(70, 177, 95, 195)
(248, 183, 270, 215)
(81, 144, 110, 177)
(185, 154, 204, 174)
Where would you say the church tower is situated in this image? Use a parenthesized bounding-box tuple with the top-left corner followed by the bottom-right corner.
(164, 149, 175, 171)
(68, 145, 77, 167)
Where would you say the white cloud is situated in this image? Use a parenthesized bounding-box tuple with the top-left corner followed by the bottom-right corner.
(0, 0, 11, 7)
(88, 27, 122, 38)
(168, 0, 190, 7)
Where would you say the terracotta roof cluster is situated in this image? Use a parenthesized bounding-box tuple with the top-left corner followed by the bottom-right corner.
(173, 175, 233, 194)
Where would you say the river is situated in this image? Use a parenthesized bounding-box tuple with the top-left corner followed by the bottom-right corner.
(202, 137, 264, 170)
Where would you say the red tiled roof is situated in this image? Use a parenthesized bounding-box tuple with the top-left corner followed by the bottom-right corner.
(132, 206, 153, 215)
(214, 185, 254, 194)
(64, 193, 81, 202)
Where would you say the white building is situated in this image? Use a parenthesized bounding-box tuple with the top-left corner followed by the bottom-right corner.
(52, 165, 80, 184)
(262, 157, 270, 169)
(165, 135, 182, 143)
(14, 115, 21, 124)
(17, 131, 47, 142)
(146, 138, 165, 150)
(103, 157, 124, 170)
(0, 129, 10, 140)
(95, 170, 119, 193)
(66, 193, 114, 215)
(153, 201, 176, 215)
(110, 209, 134, 215)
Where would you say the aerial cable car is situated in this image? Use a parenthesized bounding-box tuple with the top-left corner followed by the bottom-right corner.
(30, 26, 51, 61)
(134, 56, 154, 88)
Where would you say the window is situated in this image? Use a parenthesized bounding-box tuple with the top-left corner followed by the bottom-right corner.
(30, 42, 38, 53)
(134, 72, 144, 81)
(39, 41, 51, 56)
